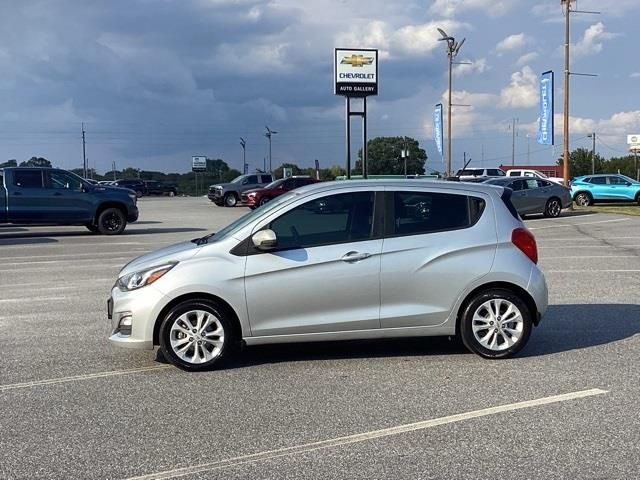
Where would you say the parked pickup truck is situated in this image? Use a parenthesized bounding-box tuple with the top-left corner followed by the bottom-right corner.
(208, 173, 274, 207)
(0, 167, 139, 235)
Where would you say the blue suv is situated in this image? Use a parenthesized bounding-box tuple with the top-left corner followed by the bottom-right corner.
(571, 174, 640, 206)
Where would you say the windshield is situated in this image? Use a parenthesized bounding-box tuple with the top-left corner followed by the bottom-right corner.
(536, 171, 549, 179)
(230, 175, 244, 184)
(265, 178, 286, 189)
(199, 191, 298, 243)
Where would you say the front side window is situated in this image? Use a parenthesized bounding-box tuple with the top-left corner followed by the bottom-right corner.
(509, 170, 521, 177)
(245, 175, 258, 184)
(525, 179, 539, 190)
(269, 192, 374, 250)
(487, 169, 505, 176)
(608, 176, 628, 186)
(49, 171, 83, 190)
(509, 180, 527, 191)
(590, 177, 606, 185)
(13, 170, 43, 188)
(393, 191, 484, 236)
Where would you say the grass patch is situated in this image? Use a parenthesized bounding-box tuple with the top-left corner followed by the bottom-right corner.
(575, 203, 640, 216)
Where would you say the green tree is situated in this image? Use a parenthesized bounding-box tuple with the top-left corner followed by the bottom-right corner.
(355, 136, 427, 175)
(557, 148, 606, 178)
(19, 157, 51, 168)
(0, 159, 18, 168)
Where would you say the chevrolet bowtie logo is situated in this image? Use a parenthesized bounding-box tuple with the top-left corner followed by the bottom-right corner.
(341, 54, 374, 67)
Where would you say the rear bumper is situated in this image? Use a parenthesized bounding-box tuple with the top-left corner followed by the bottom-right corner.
(527, 265, 548, 325)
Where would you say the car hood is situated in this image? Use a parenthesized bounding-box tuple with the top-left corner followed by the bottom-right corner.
(209, 183, 232, 189)
(119, 240, 201, 276)
(94, 185, 135, 195)
(243, 187, 269, 195)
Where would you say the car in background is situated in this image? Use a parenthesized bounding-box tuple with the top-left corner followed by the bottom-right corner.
(98, 180, 115, 186)
(455, 168, 506, 182)
(143, 180, 177, 197)
(108, 179, 547, 370)
(505, 169, 564, 184)
(241, 176, 318, 208)
(112, 178, 147, 197)
(570, 174, 640, 206)
(208, 173, 274, 207)
(484, 177, 572, 218)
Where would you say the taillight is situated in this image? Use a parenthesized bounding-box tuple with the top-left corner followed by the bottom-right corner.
(512, 228, 538, 264)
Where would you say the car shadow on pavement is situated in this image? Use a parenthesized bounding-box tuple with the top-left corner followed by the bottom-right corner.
(521, 303, 640, 357)
(524, 210, 595, 220)
(0, 237, 59, 246)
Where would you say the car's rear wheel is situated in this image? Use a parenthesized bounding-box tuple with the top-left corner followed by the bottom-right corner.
(135, 190, 143, 198)
(259, 196, 271, 207)
(168, 191, 175, 197)
(85, 224, 99, 233)
(159, 300, 235, 371)
(224, 193, 238, 207)
(574, 192, 592, 207)
(544, 197, 562, 218)
(460, 288, 533, 359)
(97, 208, 127, 235)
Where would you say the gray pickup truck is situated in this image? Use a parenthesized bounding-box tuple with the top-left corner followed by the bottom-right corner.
(0, 167, 139, 235)
(208, 173, 274, 207)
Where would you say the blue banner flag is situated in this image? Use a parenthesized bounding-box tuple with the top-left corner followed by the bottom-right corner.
(433, 103, 444, 156)
(537, 71, 554, 145)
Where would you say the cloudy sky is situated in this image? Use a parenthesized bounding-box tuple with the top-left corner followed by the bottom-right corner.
(1, 0, 638, 174)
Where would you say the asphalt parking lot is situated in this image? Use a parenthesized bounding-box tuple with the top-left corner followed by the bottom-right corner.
(1, 197, 639, 479)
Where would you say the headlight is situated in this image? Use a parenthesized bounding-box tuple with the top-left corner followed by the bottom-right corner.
(117, 262, 178, 291)
(247, 192, 256, 197)
(128, 192, 137, 203)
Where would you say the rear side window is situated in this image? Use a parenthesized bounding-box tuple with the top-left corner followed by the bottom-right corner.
(508, 170, 521, 176)
(487, 169, 505, 176)
(392, 191, 485, 236)
(261, 175, 273, 183)
(13, 170, 43, 188)
(501, 189, 520, 220)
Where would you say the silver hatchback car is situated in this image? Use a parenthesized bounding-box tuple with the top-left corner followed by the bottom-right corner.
(108, 180, 548, 370)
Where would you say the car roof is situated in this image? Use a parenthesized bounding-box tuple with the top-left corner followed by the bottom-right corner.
(293, 179, 504, 196)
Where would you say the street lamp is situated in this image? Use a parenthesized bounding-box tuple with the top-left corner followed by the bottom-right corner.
(264, 126, 277, 173)
(437, 28, 465, 177)
(587, 132, 596, 175)
(240, 137, 247, 174)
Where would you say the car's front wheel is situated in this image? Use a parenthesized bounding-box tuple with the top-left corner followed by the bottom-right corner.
(544, 197, 562, 218)
(460, 288, 533, 359)
(574, 192, 592, 207)
(224, 193, 238, 207)
(159, 300, 235, 371)
(97, 208, 127, 235)
(259, 196, 271, 207)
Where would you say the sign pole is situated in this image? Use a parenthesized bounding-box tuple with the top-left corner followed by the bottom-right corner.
(345, 97, 351, 179)
(362, 97, 368, 179)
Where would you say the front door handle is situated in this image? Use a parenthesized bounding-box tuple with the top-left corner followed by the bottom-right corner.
(13, 191, 22, 196)
(341, 251, 371, 263)
(53, 192, 63, 196)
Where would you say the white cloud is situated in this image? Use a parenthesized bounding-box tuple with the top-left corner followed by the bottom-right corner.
(453, 57, 489, 77)
(443, 89, 498, 107)
(629, 72, 640, 79)
(552, 111, 640, 143)
(516, 52, 539, 67)
(572, 22, 617, 57)
(499, 66, 538, 109)
(390, 19, 469, 57)
(495, 33, 529, 54)
(429, 0, 516, 18)
(335, 20, 390, 58)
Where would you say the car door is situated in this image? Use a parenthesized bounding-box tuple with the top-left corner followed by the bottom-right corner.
(7, 169, 50, 223)
(241, 175, 260, 193)
(588, 176, 607, 199)
(244, 189, 383, 336)
(530, 178, 553, 213)
(380, 188, 495, 328)
(44, 170, 93, 223)
(606, 176, 629, 200)
(508, 179, 535, 213)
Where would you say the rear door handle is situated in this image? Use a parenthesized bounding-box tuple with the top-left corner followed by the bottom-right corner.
(341, 251, 371, 263)
(53, 192, 63, 196)
(13, 192, 22, 196)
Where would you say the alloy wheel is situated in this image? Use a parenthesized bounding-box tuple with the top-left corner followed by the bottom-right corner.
(169, 310, 225, 364)
(471, 299, 524, 352)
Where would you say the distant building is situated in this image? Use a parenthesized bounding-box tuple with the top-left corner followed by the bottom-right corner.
(499, 165, 562, 178)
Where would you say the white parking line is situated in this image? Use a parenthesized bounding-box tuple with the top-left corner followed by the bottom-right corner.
(0, 366, 171, 392)
(542, 255, 640, 259)
(539, 236, 640, 241)
(2, 250, 149, 261)
(546, 269, 640, 273)
(539, 245, 640, 249)
(0, 296, 64, 303)
(529, 218, 629, 230)
(125, 389, 607, 480)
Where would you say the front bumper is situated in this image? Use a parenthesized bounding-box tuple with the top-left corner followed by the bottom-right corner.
(127, 206, 139, 223)
(241, 195, 257, 206)
(208, 189, 223, 201)
(108, 284, 170, 350)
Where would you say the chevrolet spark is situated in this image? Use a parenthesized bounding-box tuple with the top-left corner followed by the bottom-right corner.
(108, 180, 548, 370)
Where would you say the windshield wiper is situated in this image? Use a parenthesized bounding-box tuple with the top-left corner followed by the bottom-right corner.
(192, 232, 215, 245)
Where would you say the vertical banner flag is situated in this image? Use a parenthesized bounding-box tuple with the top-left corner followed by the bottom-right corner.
(433, 104, 444, 156)
(537, 70, 554, 145)
(315, 159, 320, 180)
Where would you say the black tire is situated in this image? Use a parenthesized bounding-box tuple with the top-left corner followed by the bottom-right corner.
(135, 190, 143, 198)
(97, 207, 127, 235)
(159, 300, 236, 371)
(544, 197, 562, 218)
(259, 196, 271, 207)
(168, 191, 176, 197)
(636, 193, 640, 206)
(224, 193, 238, 207)
(460, 288, 533, 359)
(574, 192, 592, 207)
(85, 224, 99, 233)
(213, 200, 224, 206)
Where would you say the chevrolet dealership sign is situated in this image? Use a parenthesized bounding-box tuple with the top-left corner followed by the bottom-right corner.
(334, 48, 378, 97)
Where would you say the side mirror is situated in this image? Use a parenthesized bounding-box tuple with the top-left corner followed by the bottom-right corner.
(252, 229, 277, 250)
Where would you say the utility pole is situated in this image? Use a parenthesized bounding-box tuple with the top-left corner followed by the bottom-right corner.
(526, 134, 531, 164)
(82, 122, 87, 179)
(240, 137, 247, 173)
(511, 119, 517, 166)
(437, 28, 466, 177)
(400, 137, 409, 177)
(561, 0, 599, 185)
(112, 161, 116, 181)
(264, 126, 277, 173)
(587, 132, 596, 174)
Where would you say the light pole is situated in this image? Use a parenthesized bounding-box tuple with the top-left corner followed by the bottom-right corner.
(437, 28, 465, 177)
(264, 126, 277, 173)
(587, 132, 596, 174)
(240, 137, 247, 173)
